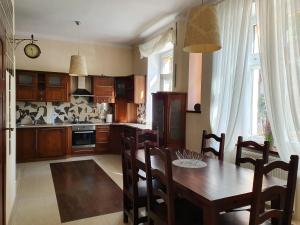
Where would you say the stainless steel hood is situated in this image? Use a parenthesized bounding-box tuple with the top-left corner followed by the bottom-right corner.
(72, 76, 94, 97)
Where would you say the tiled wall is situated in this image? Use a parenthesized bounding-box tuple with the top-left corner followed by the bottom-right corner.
(16, 97, 113, 124)
(16, 97, 147, 124)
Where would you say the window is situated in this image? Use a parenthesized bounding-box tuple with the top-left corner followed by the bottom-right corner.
(146, 42, 174, 124)
(249, 1, 273, 144)
(159, 50, 173, 91)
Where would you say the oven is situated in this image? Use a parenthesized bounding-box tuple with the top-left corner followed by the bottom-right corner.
(72, 125, 96, 149)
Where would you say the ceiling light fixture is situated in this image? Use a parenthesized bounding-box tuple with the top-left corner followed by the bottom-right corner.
(69, 21, 88, 76)
(183, 0, 221, 53)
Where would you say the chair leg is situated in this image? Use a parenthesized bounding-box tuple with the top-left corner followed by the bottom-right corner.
(133, 203, 139, 225)
(123, 194, 129, 223)
(123, 212, 128, 223)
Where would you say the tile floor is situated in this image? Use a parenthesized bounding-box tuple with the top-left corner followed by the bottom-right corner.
(10, 155, 127, 225)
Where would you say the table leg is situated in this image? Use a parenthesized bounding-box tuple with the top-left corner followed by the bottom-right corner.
(203, 205, 219, 225)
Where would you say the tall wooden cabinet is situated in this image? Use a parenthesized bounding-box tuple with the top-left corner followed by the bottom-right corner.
(152, 92, 187, 149)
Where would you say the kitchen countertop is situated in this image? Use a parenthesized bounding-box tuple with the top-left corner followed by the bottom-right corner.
(16, 122, 152, 130)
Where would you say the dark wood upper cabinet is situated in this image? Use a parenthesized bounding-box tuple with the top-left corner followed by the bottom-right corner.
(16, 70, 70, 102)
(16, 70, 38, 101)
(152, 92, 187, 149)
(93, 76, 115, 103)
(115, 75, 145, 104)
(45, 73, 70, 102)
(37, 127, 67, 157)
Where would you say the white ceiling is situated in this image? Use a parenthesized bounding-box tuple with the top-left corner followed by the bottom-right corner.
(15, 0, 201, 45)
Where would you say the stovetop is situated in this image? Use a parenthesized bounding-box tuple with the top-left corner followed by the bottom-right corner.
(72, 121, 94, 125)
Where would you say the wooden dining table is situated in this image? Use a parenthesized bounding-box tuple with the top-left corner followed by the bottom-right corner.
(135, 149, 284, 225)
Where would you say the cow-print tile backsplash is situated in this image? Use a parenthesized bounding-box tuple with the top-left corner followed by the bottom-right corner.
(16, 96, 146, 125)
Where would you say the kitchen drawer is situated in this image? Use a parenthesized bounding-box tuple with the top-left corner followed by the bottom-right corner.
(96, 125, 110, 132)
(96, 131, 109, 143)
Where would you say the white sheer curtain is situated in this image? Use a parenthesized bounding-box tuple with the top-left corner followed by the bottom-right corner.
(210, 0, 253, 160)
(257, 0, 300, 162)
(139, 28, 175, 58)
(257, 0, 300, 220)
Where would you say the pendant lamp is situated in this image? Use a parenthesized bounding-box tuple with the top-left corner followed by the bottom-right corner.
(183, 4, 221, 53)
(69, 21, 88, 76)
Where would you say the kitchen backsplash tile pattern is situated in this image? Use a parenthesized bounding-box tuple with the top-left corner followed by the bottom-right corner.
(16, 97, 146, 124)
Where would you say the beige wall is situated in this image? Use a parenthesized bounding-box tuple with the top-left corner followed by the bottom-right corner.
(15, 38, 133, 76)
(133, 46, 147, 75)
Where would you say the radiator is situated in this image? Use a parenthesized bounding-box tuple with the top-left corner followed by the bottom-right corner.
(241, 149, 288, 180)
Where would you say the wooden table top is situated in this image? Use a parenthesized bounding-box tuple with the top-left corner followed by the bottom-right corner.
(135, 149, 284, 209)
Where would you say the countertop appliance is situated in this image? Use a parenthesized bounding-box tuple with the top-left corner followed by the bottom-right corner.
(72, 124, 96, 149)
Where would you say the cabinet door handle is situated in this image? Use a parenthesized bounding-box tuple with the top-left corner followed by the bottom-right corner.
(3, 128, 14, 131)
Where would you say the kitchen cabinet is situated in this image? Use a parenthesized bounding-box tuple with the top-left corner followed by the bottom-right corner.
(109, 125, 124, 154)
(16, 127, 71, 162)
(93, 76, 115, 103)
(16, 70, 38, 101)
(152, 92, 187, 149)
(16, 70, 70, 102)
(16, 128, 36, 162)
(45, 73, 70, 102)
(37, 128, 67, 157)
(115, 75, 145, 104)
(95, 125, 110, 153)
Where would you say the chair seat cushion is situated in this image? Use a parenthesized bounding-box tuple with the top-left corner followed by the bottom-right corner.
(219, 211, 272, 225)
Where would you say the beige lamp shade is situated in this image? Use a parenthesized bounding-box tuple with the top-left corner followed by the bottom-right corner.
(69, 55, 88, 76)
(183, 4, 221, 53)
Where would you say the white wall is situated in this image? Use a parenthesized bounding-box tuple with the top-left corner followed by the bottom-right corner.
(15, 38, 133, 76)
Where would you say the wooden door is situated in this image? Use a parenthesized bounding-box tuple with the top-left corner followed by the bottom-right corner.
(0, 21, 5, 225)
(166, 94, 186, 148)
(37, 128, 66, 157)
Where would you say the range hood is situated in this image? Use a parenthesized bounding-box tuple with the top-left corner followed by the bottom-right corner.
(72, 77, 94, 97)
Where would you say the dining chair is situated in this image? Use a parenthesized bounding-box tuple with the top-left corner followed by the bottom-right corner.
(144, 142, 202, 225)
(121, 136, 148, 225)
(235, 136, 270, 167)
(136, 129, 159, 149)
(219, 155, 299, 225)
(201, 130, 225, 161)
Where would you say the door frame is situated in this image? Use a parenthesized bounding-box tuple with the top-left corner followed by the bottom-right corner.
(0, 19, 7, 225)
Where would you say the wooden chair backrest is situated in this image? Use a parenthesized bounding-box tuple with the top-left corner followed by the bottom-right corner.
(136, 129, 159, 149)
(145, 142, 175, 225)
(250, 155, 299, 225)
(121, 135, 139, 198)
(236, 136, 270, 166)
(201, 130, 225, 161)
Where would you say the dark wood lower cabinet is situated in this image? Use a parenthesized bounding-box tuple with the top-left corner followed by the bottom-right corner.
(37, 128, 66, 157)
(95, 125, 110, 154)
(16, 127, 71, 162)
(16, 128, 36, 162)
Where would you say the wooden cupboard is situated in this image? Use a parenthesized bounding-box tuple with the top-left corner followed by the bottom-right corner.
(152, 92, 187, 149)
(16, 70, 38, 101)
(45, 73, 70, 102)
(16, 70, 70, 102)
(37, 128, 67, 157)
(93, 76, 115, 103)
(95, 125, 110, 153)
(115, 75, 145, 104)
(16, 127, 71, 162)
(16, 128, 36, 161)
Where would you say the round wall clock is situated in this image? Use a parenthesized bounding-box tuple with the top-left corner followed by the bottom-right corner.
(24, 43, 41, 59)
